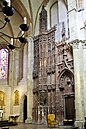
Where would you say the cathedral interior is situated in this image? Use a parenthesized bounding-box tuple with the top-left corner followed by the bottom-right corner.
(0, 0, 86, 128)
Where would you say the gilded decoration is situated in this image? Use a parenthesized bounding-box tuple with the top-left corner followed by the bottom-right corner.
(0, 91, 5, 107)
(14, 90, 20, 106)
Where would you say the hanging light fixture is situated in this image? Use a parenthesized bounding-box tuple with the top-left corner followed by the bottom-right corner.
(0, 0, 29, 50)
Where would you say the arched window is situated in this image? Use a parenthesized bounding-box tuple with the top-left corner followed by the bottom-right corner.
(0, 49, 8, 79)
(50, 1, 68, 41)
(50, 2, 58, 28)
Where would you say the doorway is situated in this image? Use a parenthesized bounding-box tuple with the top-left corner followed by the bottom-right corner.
(23, 95, 27, 122)
(65, 96, 75, 120)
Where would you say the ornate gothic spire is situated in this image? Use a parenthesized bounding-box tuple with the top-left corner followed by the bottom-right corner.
(39, 5, 47, 33)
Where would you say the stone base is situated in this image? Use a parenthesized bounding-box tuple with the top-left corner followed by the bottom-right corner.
(25, 117, 32, 123)
(74, 120, 84, 129)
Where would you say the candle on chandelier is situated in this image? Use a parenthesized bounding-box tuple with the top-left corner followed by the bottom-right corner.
(11, 38, 13, 45)
(24, 17, 27, 24)
(6, 0, 11, 6)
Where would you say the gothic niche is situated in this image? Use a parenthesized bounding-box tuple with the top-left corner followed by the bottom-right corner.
(59, 70, 74, 93)
(39, 91, 48, 106)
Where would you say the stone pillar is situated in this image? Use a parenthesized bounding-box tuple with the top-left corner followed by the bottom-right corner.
(82, 42, 86, 119)
(67, 0, 77, 41)
(25, 37, 34, 123)
(68, 0, 85, 41)
(9, 51, 15, 115)
(68, 0, 86, 127)
(71, 40, 84, 128)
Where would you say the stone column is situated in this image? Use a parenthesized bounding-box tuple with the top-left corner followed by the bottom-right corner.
(68, 0, 85, 41)
(71, 40, 84, 128)
(82, 42, 86, 118)
(68, 0, 85, 127)
(25, 37, 34, 123)
(67, 0, 77, 41)
(9, 50, 15, 115)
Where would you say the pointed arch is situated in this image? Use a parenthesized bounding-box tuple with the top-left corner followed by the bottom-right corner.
(58, 68, 74, 79)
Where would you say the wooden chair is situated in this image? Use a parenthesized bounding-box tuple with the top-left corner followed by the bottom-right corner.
(48, 114, 59, 127)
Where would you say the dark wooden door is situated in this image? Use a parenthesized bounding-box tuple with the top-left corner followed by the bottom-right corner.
(65, 96, 75, 120)
(23, 95, 27, 122)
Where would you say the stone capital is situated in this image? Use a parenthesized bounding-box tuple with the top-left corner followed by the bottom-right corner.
(82, 41, 86, 49)
(26, 36, 33, 43)
(69, 39, 86, 49)
(69, 39, 79, 49)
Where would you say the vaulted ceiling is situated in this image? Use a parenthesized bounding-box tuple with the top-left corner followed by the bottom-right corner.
(0, 0, 68, 48)
(0, 0, 50, 49)
(13, 0, 46, 34)
(13, 0, 67, 35)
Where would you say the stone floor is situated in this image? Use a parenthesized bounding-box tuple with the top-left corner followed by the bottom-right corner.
(0, 123, 72, 129)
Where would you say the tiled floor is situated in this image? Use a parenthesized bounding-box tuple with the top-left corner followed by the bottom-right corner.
(0, 123, 72, 129)
(0, 123, 52, 129)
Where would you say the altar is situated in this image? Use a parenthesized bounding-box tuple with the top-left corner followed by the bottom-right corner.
(9, 114, 19, 122)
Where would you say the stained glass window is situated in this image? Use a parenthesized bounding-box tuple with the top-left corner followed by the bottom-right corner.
(0, 49, 8, 79)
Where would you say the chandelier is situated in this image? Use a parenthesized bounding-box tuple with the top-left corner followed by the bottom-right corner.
(0, 0, 29, 51)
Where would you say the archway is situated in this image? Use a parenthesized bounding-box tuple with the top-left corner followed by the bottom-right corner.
(23, 95, 27, 123)
(58, 69, 75, 121)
